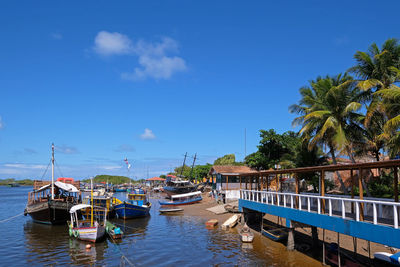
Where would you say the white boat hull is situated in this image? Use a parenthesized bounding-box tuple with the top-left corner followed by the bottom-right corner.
(72, 226, 105, 242)
(222, 214, 239, 229)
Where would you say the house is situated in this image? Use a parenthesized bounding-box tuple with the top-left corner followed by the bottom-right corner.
(209, 165, 257, 202)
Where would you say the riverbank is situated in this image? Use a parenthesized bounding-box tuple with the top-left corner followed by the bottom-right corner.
(170, 192, 394, 266)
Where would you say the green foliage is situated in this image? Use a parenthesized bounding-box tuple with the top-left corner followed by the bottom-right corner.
(368, 173, 395, 198)
(193, 164, 212, 180)
(83, 175, 133, 184)
(0, 178, 34, 186)
(159, 175, 166, 179)
(213, 154, 236, 165)
(245, 129, 300, 170)
(173, 164, 192, 178)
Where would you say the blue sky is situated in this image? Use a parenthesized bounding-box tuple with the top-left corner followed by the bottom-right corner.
(0, 1, 399, 180)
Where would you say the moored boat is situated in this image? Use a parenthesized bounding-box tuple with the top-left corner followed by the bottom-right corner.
(221, 214, 239, 229)
(159, 208, 183, 214)
(163, 175, 197, 197)
(239, 223, 254, 243)
(24, 144, 81, 225)
(82, 195, 116, 219)
(114, 189, 151, 219)
(159, 191, 202, 206)
(68, 204, 106, 243)
(374, 251, 400, 266)
(261, 220, 288, 241)
(105, 221, 123, 240)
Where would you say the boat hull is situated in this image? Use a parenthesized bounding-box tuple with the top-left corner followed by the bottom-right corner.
(114, 202, 151, 219)
(25, 200, 75, 225)
(159, 196, 202, 206)
(261, 228, 288, 241)
(70, 225, 105, 243)
(163, 186, 196, 197)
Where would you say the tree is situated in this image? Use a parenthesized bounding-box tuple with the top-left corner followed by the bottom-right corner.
(290, 73, 364, 193)
(349, 38, 400, 157)
(173, 165, 192, 178)
(193, 164, 212, 180)
(213, 154, 236, 165)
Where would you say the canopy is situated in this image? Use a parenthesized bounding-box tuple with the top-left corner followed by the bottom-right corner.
(70, 204, 91, 213)
(171, 191, 202, 199)
(55, 181, 79, 193)
(146, 177, 166, 181)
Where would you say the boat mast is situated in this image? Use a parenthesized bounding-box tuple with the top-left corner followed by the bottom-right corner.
(91, 177, 94, 227)
(51, 143, 55, 200)
(179, 152, 188, 178)
(189, 153, 197, 182)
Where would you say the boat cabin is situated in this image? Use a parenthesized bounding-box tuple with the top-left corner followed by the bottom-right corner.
(27, 181, 81, 206)
(127, 188, 148, 206)
(70, 204, 106, 227)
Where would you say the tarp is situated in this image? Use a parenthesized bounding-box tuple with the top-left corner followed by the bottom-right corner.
(55, 181, 79, 193)
(70, 204, 91, 213)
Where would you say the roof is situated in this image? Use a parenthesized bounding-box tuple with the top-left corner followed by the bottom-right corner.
(209, 165, 257, 176)
(146, 177, 166, 181)
(171, 191, 202, 199)
(70, 204, 91, 213)
(55, 181, 79, 193)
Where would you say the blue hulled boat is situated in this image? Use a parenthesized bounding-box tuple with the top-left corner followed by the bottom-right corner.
(159, 191, 202, 206)
(114, 189, 151, 219)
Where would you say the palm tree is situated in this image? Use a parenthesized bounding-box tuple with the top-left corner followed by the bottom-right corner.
(349, 38, 400, 157)
(290, 73, 364, 193)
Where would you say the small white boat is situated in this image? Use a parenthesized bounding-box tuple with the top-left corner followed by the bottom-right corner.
(374, 251, 400, 266)
(68, 204, 106, 243)
(221, 214, 239, 229)
(159, 208, 184, 213)
(239, 223, 254, 243)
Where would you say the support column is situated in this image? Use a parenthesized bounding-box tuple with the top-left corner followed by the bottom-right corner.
(394, 167, 398, 202)
(239, 175, 242, 189)
(351, 169, 354, 213)
(287, 220, 295, 251)
(359, 168, 364, 221)
(321, 170, 325, 214)
(311, 226, 318, 249)
(295, 173, 299, 208)
(260, 175, 263, 190)
(275, 174, 279, 192)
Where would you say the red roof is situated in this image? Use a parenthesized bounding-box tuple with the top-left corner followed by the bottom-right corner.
(146, 177, 166, 181)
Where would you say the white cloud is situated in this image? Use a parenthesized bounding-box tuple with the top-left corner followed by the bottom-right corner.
(98, 165, 122, 170)
(94, 31, 132, 56)
(140, 128, 156, 140)
(0, 116, 3, 129)
(55, 145, 79, 154)
(93, 32, 187, 80)
(4, 163, 46, 169)
(51, 33, 63, 40)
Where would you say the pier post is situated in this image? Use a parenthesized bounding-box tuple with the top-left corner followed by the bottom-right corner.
(351, 169, 354, 213)
(358, 168, 364, 221)
(394, 167, 398, 203)
(311, 226, 318, 249)
(321, 170, 325, 214)
(287, 220, 295, 251)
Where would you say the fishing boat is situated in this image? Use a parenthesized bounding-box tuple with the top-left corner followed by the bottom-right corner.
(159, 208, 184, 214)
(105, 221, 123, 240)
(159, 191, 202, 206)
(325, 243, 364, 267)
(114, 188, 151, 219)
(163, 175, 197, 197)
(221, 214, 239, 229)
(68, 204, 106, 243)
(374, 251, 400, 266)
(261, 222, 288, 241)
(24, 144, 81, 224)
(82, 195, 116, 219)
(239, 223, 254, 243)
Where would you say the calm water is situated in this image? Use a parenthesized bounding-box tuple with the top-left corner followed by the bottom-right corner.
(0, 187, 321, 266)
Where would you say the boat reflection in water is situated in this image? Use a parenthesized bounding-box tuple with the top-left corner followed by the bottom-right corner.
(68, 238, 107, 265)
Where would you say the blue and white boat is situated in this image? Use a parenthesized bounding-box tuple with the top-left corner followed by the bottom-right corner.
(159, 191, 202, 206)
(114, 189, 151, 219)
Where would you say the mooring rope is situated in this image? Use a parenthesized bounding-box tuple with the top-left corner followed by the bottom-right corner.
(0, 212, 24, 224)
(107, 234, 135, 267)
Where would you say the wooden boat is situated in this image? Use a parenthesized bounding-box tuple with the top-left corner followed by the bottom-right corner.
(374, 251, 400, 266)
(239, 223, 254, 243)
(261, 224, 288, 241)
(159, 208, 183, 213)
(205, 219, 218, 228)
(159, 191, 202, 206)
(224, 204, 240, 213)
(105, 221, 123, 240)
(24, 144, 81, 225)
(114, 189, 151, 219)
(163, 175, 197, 197)
(68, 204, 106, 243)
(325, 243, 364, 267)
(82, 195, 116, 219)
(221, 214, 239, 229)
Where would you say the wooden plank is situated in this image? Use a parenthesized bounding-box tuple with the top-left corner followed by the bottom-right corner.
(395, 167, 399, 203)
(359, 168, 364, 221)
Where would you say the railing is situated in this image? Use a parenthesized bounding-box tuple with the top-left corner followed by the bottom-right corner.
(240, 189, 400, 229)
